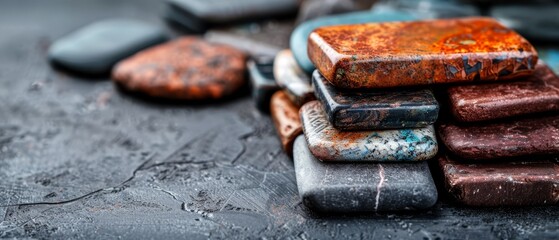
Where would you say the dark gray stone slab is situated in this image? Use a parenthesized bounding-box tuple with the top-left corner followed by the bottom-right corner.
(293, 136, 438, 212)
(204, 31, 281, 59)
(490, 5, 559, 42)
(48, 19, 167, 75)
(248, 58, 279, 113)
(295, 0, 376, 24)
(312, 70, 439, 130)
(165, 0, 298, 33)
(372, 0, 480, 20)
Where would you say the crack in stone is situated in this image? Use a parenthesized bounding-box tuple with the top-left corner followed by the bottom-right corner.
(374, 164, 385, 212)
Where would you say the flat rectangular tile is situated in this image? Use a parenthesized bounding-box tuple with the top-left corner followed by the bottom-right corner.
(313, 70, 439, 130)
(271, 91, 302, 155)
(300, 101, 438, 162)
(308, 17, 538, 88)
(439, 115, 559, 160)
(248, 58, 279, 113)
(439, 154, 559, 206)
(294, 136, 438, 212)
(448, 61, 559, 122)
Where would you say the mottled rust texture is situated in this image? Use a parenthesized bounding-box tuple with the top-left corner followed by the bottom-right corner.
(308, 17, 538, 89)
(273, 50, 316, 106)
(313, 70, 439, 130)
(448, 61, 559, 122)
(439, 155, 559, 206)
(271, 91, 303, 155)
(439, 115, 559, 160)
(112, 37, 246, 100)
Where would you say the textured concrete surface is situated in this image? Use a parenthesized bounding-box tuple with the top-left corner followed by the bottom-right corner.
(1, 1, 559, 239)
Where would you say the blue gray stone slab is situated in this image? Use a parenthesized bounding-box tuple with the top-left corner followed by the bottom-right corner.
(312, 70, 439, 130)
(290, 10, 417, 74)
(293, 135, 438, 213)
(372, 0, 480, 20)
(300, 101, 438, 162)
(248, 58, 279, 113)
(165, 0, 298, 33)
(48, 19, 167, 75)
(273, 50, 315, 107)
(490, 5, 559, 42)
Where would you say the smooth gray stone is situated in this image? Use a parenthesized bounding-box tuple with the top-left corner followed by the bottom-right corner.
(293, 136, 438, 213)
(373, 0, 480, 19)
(290, 10, 417, 74)
(48, 19, 167, 75)
(295, 0, 376, 24)
(248, 58, 279, 113)
(166, 0, 298, 33)
(490, 5, 559, 42)
(204, 31, 281, 59)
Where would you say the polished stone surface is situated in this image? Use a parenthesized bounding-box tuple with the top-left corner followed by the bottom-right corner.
(271, 91, 302, 155)
(300, 101, 438, 162)
(248, 58, 279, 113)
(448, 61, 559, 122)
(308, 17, 538, 89)
(439, 155, 559, 206)
(373, 0, 480, 19)
(112, 37, 246, 100)
(48, 19, 167, 75)
(491, 4, 559, 42)
(273, 50, 315, 106)
(313, 70, 439, 130)
(295, 0, 376, 24)
(294, 136, 438, 212)
(290, 10, 417, 74)
(204, 31, 282, 59)
(439, 115, 559, 160)
(165, 0, 298, 33)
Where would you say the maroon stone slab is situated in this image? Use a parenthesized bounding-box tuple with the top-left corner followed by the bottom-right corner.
(448, 61, 559, 122)
(438, 115, 559, 160)
(439, 155, 559, 206)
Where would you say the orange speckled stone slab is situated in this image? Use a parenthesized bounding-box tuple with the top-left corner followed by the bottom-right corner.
(112, 37, 246, 100)
(308, 17, 538, 88)
(270, 91, 302, 155)
(448, 61, 559, 122)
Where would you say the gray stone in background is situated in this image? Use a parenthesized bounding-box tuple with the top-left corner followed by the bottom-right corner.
(204, 31, 281, 59)
(247, 57, 279, 113)
(373, 0, 480, 19)
(48, 19, 168, 75)
(296, 0, 377, 24)
(293, 136, 438, 212)
(166, 0, 299, 33)
(490, 5, 559, 42)
(2, 0, 559, 239)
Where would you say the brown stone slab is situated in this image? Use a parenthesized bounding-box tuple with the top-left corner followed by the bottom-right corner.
(112, 37, 246, 100)
(439, 115, 559, 160)
(308, 17, 538, 89)
(439, 155, 559, 206)
(271, 91, 303, 155)
(448, 61, 559, 122)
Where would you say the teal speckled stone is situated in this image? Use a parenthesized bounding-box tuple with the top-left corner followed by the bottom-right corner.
(290, 10, 417, 74)
(300, 101, 438, 162)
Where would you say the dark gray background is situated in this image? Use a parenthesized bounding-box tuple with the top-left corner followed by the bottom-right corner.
(0, 1, 558, 239)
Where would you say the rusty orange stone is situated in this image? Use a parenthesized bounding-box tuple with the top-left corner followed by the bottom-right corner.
(308, 17, 538, 88)
(112, 37, 246, 100)
(270, 91, 302, 155)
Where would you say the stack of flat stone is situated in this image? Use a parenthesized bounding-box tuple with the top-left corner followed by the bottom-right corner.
(439, 59, 559, 207)
(296, 16, 557, 211)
